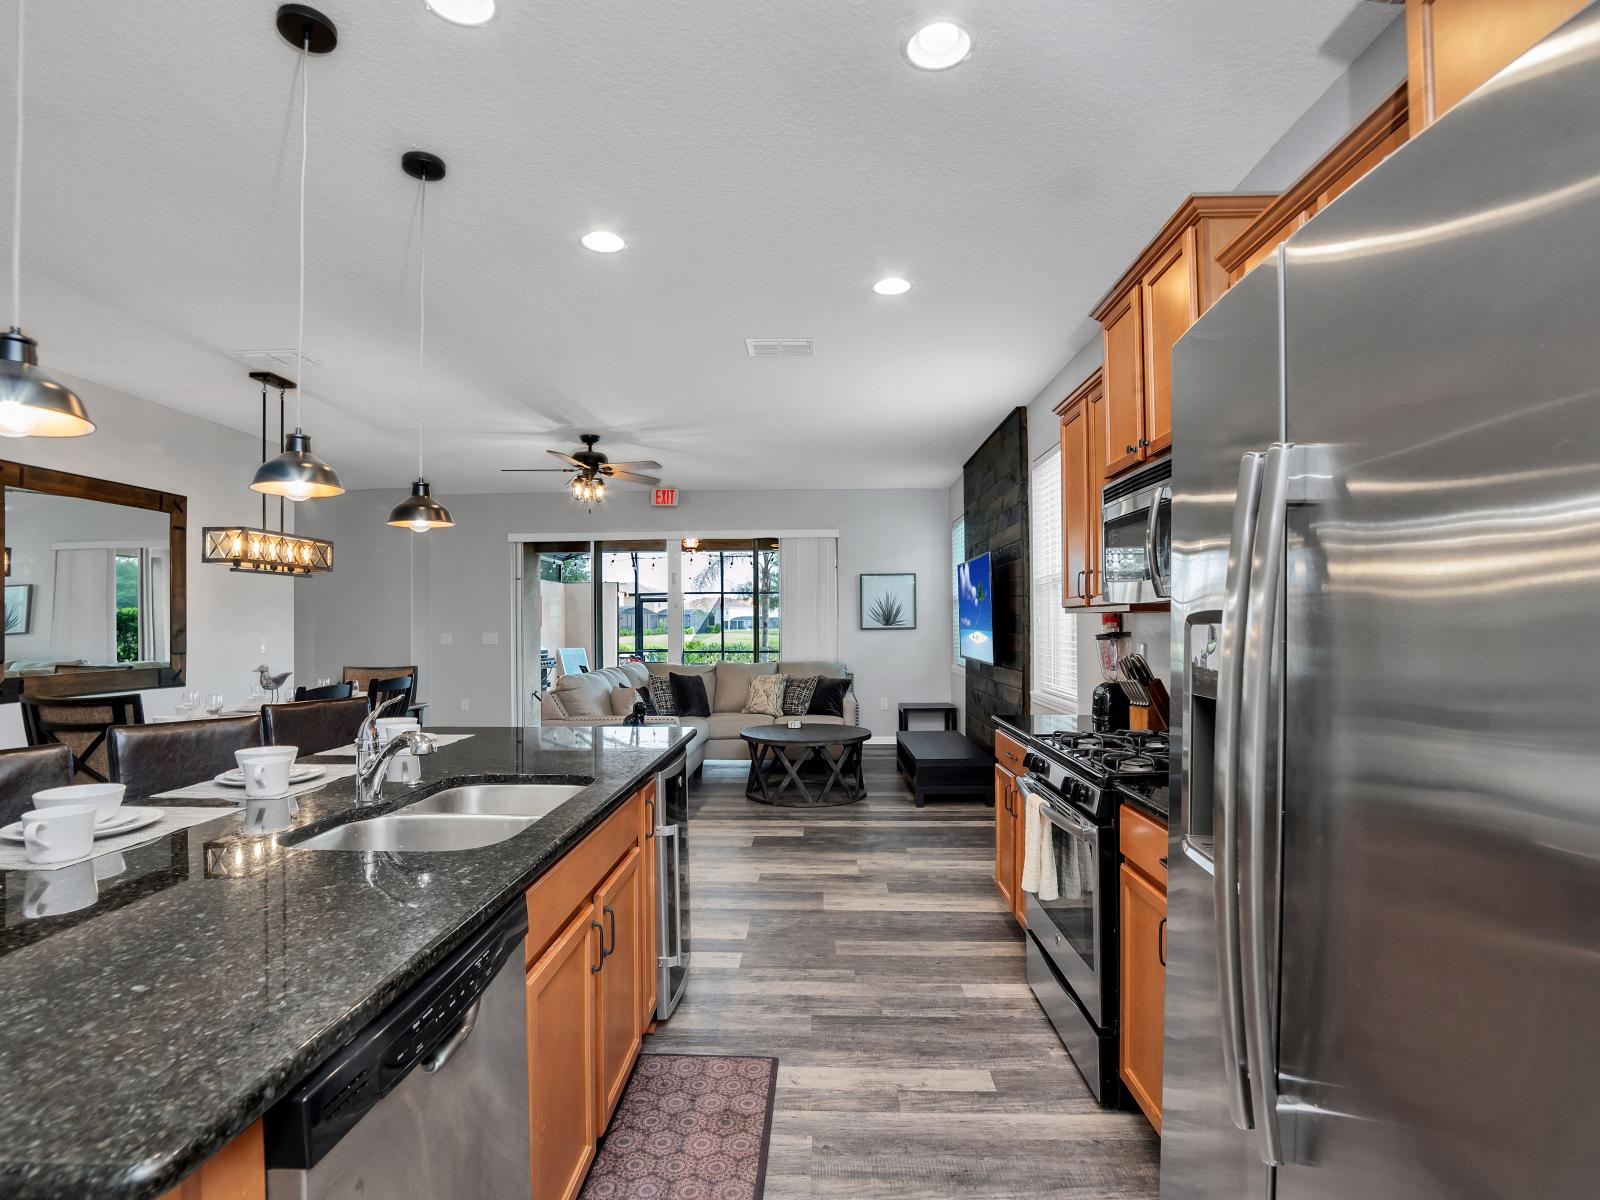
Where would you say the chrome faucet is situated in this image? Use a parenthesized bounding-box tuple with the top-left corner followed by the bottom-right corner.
(356, 694, 437, 802)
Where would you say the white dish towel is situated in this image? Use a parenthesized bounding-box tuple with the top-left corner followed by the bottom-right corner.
(1019, 783, 1059, 902)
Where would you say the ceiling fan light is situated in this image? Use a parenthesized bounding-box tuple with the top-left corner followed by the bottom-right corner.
(251, 429, 345, 500)
(0, 330, 95, 438)
(387, 478, 454, 530)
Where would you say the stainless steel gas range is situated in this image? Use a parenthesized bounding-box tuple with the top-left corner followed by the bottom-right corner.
(1013, 729, 1168, 1104)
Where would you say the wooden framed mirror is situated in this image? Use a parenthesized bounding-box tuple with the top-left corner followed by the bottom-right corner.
(0, 460, 186, 700)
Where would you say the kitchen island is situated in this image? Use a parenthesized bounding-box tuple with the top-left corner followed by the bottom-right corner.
(0, 724, 692, 1200)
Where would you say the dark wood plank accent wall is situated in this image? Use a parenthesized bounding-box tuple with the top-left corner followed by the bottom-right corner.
(962, 408, 1030, 751)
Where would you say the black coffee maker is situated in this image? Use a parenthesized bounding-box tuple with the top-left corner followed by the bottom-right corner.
(1092, 680, 1130, 731)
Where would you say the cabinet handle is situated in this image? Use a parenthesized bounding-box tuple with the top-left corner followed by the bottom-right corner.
(1158, 917, 1167, 967)
(1074, 569, 1085, 600)
(1127, 444, 1137, 454)
(604, 906, 617, 957)
(645, 794, 655, 838)
(591, 919, 605, 973)
(1139, 438, 1149, 448)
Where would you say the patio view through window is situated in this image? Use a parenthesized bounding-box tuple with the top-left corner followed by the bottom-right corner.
(682, 540, 780, 664)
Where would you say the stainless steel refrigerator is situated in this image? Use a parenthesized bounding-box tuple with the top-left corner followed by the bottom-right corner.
(1163, 6, 1600, 1197)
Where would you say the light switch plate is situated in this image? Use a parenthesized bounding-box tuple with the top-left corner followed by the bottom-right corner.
(481, 632, 498, 645)
(440, 632, 453, 645)
(460, 698, 470, 711)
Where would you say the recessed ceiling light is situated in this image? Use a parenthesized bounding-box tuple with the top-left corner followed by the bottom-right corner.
(905, 21, 973, 71)
(581, 230, 627, 253)
(873, 277, 912, 296)
(424, 0, 496, 27)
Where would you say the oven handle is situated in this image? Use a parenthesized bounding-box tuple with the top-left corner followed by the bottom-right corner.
(1017, 776, 1096, 841)
(1214, 451, 1266, 1134)
(1145, 483, 1172, 598)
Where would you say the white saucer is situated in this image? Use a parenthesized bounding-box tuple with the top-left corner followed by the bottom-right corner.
(213, 764, 325, 788)
(0, 806, 163, 844)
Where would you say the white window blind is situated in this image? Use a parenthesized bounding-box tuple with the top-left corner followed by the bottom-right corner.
(1030, 447, 1078, 712)
(951, 516, 966, 666)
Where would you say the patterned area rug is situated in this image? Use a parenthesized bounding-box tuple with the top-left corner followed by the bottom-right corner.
(580, 1054, 778, 1200)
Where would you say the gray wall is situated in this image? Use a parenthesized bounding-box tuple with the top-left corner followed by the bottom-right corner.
(295, 487, 954, 738)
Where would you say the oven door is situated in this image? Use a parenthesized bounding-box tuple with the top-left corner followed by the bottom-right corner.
(1024, 795, 1116, 1027)
(1101, 463, 1172, 604)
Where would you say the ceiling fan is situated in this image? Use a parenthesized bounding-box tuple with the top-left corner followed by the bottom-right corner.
(501, 433, 662, 494)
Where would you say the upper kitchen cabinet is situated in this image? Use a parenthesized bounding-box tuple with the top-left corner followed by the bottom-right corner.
(1091, 195, 1273, 481)
(1407, 0, 1589, 131)
(1056, 369, 1105, 608)
(1218, 86, 1410, 286)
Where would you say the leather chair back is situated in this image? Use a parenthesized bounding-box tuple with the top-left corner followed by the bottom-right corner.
(108, 715, 263, 803)
(20, 694, 146, 784)
(294, 681, 354, 701)
(263, 698, 367, 757)
(0, 743, 74, 826)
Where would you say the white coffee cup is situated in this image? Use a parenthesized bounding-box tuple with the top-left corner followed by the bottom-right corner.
(386, 752, 423, 785)
(235, 746, 299, 799)
(376, 717, 420, 743)
(33, 782, 125, 821)
(22, 861, 99, 919)
(244, 795, 299, 834)
(21, 804, 98, 866)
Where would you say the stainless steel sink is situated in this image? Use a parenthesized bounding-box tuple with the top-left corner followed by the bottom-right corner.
(294, 813, 535, 853)
(404, 782, 587, 819)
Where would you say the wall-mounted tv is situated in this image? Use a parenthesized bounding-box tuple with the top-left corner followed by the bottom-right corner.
(957, 551, 994, 665)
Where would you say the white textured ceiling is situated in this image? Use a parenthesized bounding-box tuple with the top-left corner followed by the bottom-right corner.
(2, 0, 1395, 493)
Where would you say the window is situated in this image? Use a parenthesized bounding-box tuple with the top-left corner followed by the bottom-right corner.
(1030, 446, 1078, 711)
(951, 515, 966, 666)
(602, 544, 670, 664)
(682, 539, 780, 664)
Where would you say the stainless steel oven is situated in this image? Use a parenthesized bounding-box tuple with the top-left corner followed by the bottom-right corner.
(1101, 456, 1172, 604)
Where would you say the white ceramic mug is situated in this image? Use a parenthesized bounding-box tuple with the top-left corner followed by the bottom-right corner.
(375, 717, 420, 743)
(244, 795, 299, 834)
(235, 746, 299, 799)
(386, 753, 423, 785)
(33, 782, 125, 821)
(21, 804, 98, 866)
(22, 861, 99, 919)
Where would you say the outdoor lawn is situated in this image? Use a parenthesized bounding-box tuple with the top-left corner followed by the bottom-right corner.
(622, 631, 779, 661)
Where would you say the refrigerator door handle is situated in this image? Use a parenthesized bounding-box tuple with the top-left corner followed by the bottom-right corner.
(1239, 442, 1291, 1167)
(1213, 450, 1266, 1134)
(1146, 483, 1172, 598)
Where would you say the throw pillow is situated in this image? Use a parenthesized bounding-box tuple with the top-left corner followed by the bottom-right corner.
(669, 672, 712, 718)
(648, 675, 678, 716)
(609, 685, 643, 717)
(744, 673, 788, 717)
(782, 675, 819, 716)
(637, 685, 658, 716)
(807, 677, 851, 718)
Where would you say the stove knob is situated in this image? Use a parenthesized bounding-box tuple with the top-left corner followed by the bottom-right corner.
(1022, 753, 1048, 774)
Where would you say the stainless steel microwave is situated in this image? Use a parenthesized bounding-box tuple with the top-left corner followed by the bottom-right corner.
(1100, 457, 1171, 604)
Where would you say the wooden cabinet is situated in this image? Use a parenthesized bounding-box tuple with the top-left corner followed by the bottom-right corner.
(1219, 87, 1410, 286)
(1119, 860, 1167, 1134)
(994, 765, 1018, 916)
(527, 906, 599, 1200)
(1057, 370, 1104, 608)
(1092, 195, 1272, 481)
(1407, 0, 1587, 132)
(157, 1122, 264, 1200)
(594, 845, 644, 1130)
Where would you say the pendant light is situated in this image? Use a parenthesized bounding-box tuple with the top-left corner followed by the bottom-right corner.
(0, 0, 93, 439)
(387, 151, 454, 531)
(252, 5, 344, 501)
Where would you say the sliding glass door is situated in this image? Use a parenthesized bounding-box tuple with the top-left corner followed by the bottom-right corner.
(682, 539, 780, 664)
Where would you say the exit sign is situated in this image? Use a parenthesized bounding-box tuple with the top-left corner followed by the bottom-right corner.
(652, 487, 679, 507)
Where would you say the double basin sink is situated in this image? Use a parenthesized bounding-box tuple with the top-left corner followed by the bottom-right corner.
(294, 782, 590, 853)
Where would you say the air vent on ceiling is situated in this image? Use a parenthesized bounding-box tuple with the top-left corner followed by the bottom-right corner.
(744, 338, 813, 358)
(235, 348, 325, 370)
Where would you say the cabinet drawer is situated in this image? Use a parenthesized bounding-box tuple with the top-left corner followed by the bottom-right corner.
(1119, 803, 1167, 888)
(994, 730, 1027, 775)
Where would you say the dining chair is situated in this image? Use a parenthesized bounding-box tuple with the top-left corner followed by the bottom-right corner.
(341, 665, 418, 697)
(20, 694, 146, 784)
(363, 674, 417, 716)
(262, 697, 366, 757)
(0, 744, 73, 826)
(108, 715, 263, 803)
(294, 681, 355, 702)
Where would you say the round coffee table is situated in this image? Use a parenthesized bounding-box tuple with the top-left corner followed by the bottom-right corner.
(741, 723, 871, 807)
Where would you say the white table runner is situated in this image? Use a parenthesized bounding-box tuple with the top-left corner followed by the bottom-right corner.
(152, 763, 358, 803)
(311, 732, 475, 758)
(0, 807, 236, 872)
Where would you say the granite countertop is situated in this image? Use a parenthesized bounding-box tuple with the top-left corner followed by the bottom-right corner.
(0, 724, 692, 1200)
(991, 713, 1084, 740)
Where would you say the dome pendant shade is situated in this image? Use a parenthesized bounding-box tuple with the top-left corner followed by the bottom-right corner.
(0, 328, 94, 438)
(387, 478, 454, 531)
(251, 428, 344, 500)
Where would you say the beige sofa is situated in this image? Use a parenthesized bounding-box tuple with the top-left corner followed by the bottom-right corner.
(539, 659, 857, 775)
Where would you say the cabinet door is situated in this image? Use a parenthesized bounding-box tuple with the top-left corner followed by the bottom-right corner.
(1085, 385, 1108, 601)
(157, 1122, 264, 1200)
(1101, 288, 1146, 478)
(1139, 230, 1197, 461)
(1408, 0, 1587, 129)
(1009, 785, 1028, 927)
(639, 782, 659, 1027)
(994, 767, 1017, 912)
(1060, 401, 1091, 609)
(594, 845, 644, 1131)
(1119, 863, 1167, 1132)
(527, 907, 598, 1200)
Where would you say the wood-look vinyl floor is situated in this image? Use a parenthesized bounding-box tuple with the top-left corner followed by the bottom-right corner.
(642, 749, 1161, 1199)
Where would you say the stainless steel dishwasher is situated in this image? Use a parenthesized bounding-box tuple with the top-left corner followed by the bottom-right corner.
(264, 901, 531, 1200)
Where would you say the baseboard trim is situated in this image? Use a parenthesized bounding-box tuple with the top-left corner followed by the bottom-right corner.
(868, 735, 896, 745)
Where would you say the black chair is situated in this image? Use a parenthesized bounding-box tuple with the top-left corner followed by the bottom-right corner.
(108, 715, 263, 803)
(365, 674, 417, 717)
(263, 697, 367, 757)
(20, 694, 146, 784)
(0, 743, 73, 826)
(294, 681, 355, 701)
